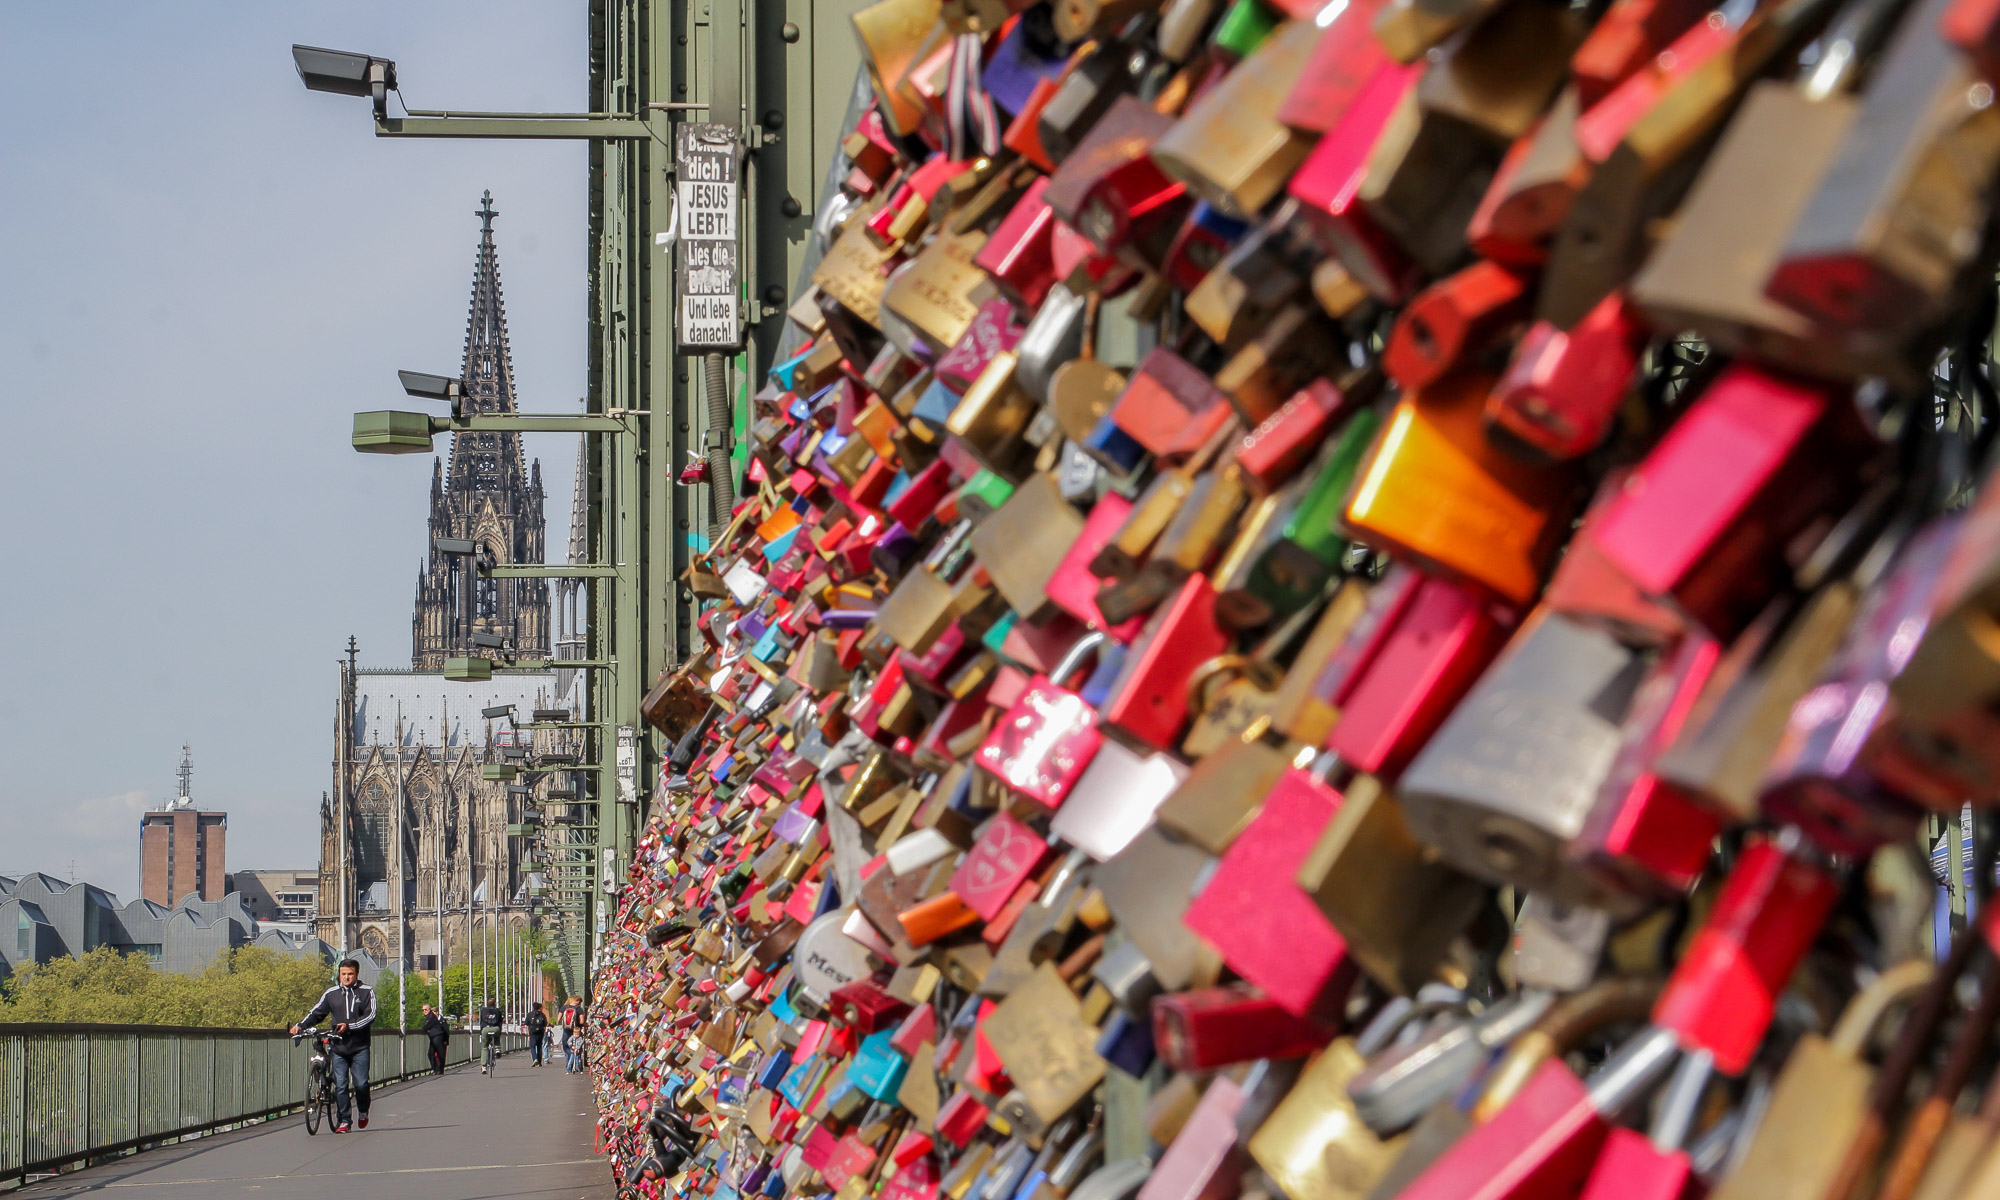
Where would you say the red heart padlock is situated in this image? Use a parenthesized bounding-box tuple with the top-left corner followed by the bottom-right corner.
(949, 810, 1052, 921)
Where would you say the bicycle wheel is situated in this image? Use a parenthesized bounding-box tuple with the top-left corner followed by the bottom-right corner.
(303, 1065, 323, 1135)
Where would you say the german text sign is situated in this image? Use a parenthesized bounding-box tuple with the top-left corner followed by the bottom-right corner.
(677, 123, 742, 351)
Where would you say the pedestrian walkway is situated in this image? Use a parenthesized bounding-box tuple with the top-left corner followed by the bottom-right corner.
(17, 1057, 610, 1199)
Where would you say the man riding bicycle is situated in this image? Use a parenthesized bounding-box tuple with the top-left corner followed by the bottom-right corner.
(290, 960, 375, 1133)
(478, 1001, 503, 1074)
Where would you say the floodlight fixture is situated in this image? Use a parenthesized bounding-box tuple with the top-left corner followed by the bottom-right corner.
(399, 370, 466, 418)
(444, 656, 493, 682)
(438, 538, 479, 556)
(292, 45, 397, 119)
(482, 703, 516, 719)
(533, 708, 572, 723)
(352, 410, 435, 454)
(470, 632, 507, 649)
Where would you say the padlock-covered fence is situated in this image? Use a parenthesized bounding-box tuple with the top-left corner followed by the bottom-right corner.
(0, 1024, 522, 1183)
(581, 0, 2000, 1191)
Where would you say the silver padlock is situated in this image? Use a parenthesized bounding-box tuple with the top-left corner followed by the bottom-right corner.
(1399, 610, 1648, 902)
(1015, 284, 1089, 404)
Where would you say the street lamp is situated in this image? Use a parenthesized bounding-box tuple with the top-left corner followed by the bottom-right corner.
(352, 410, 435, 454)
(400, 370, 467, 418)
(445, 657, 494, 682)
(291, 45, 397, 119)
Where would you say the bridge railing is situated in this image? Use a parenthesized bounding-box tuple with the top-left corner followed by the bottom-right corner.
(0, 1024, 526, 1183)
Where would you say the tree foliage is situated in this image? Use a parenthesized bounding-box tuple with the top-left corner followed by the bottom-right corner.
(0, 946, 339, 1028)
(374, 970, 439, 1028)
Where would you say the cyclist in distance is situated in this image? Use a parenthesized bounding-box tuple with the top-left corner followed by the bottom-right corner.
(478, 1000, 503, 1074)
(290, 960, 375, 1133)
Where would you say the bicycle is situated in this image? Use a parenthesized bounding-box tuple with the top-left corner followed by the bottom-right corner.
(292, 1031, 337, 1135)
(482, 1029, 499, 1077)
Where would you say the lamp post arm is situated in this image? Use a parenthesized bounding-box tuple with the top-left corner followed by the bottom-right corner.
(374, 116, 657, 141)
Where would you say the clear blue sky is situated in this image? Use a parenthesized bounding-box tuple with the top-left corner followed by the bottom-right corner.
(0, 4, 589, 896)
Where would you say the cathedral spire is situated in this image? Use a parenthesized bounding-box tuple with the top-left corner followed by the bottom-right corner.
(410, 195, 552, 669)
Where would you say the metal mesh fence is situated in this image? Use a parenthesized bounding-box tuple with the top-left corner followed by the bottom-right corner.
(0, 1025, 522, 1182)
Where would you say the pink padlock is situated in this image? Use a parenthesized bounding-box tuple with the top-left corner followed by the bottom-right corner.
(973, 632, 1109, 808)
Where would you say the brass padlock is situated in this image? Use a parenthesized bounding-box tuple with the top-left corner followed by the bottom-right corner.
(1179, 653, 1284, 759)
(1156, 735, 1298, 853)
(853, 0, 948, 135)
(1150, 19, 1322, 219)
(968, 470, 1087, 622)
(1184, 226, 1309, 352)
(1710, 960, 1932, 1200)
(882, 227, 997, 360)
(1766, 0, 2000, 348)
(1296, 772, 1489, 996)
(946, 350, 1040, 473)
(1047, 291, 1128, 444)
(979, 962, 1110, 1123)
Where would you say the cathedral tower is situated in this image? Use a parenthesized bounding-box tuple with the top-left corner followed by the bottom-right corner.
(412, 192, 552, 669)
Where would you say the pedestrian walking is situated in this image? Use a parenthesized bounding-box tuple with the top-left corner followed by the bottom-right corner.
(526, 1001, 549, 1067)
(289, 960, 375, 1133)
(420, 1004, 450, 1075)
(559, 995, 584, 1073)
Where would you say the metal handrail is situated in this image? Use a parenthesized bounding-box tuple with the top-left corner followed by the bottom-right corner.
(0, 1024, 528, 1183)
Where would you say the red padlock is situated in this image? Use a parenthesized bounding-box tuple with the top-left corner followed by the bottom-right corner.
(1395, 1027, 1684, 1200)
(1181, 768, 1356, 1026)
(972, 632, 1110, 808)
(1325, 573, 1511, 781)
(1589, 363, 1875, 641)
(1152, 984, 1333, 1071)
(1486, 292, 1646, 462)
(1384, 261, 1536, 392)
(949, 810, 1053, 921)
(1652, 836, 1840, 1075)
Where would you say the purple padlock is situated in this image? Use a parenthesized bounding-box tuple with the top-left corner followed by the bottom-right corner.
(870, 521, 923, 577)
(982, 13, 1070, 116)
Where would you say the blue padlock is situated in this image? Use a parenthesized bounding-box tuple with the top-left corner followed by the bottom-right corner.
(846, 1030, 910, 1101)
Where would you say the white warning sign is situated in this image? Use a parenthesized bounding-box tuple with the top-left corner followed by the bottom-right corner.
(676, 123, 742, 351)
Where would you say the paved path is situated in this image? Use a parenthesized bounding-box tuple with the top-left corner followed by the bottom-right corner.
(19, 1056, 612, 1199)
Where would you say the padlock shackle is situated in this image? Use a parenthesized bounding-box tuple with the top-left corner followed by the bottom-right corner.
(1051, 630, 1111, 690)
(1583, 1026, 1682, 1122)
(1354, 994, 1469, 1058)
(1828, 959, 1935, 1056)
(1647, 1047, 1716, 1152)
(1185, 652, 1286, 718)
(1474, 977, 1661, 1122)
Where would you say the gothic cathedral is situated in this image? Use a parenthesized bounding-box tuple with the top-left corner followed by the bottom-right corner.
(317, 195, 585, 978)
